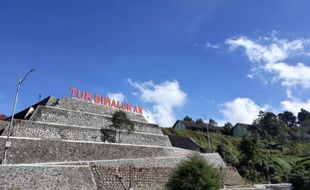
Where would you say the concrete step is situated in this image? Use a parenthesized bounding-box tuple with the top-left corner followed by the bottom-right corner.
(6, 120, 172, 147)
(30, 105, 163, 135)
(223, 183, 292, 190)
(56, 97, 148, 123)
(0, 136, 192, 164)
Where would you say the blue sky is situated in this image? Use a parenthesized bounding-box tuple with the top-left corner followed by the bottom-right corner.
(1, 0, 310, 127)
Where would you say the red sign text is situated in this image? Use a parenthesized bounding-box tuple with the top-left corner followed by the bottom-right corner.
(70, 87, 143, 114)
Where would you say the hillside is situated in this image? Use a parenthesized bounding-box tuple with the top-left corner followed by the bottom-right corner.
(162, 128, 310, 188)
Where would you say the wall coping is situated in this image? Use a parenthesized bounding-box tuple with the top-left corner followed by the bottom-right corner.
(0, 136, 188, 149)
(4, 153, 224, 168)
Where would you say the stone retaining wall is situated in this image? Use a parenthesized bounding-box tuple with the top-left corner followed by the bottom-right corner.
(0, 137, 190, 164)
(8, 121, 171, 146)
(0, 120, 8, 135)
(48, 153, 226, 169)
(0, 165, 96, 190)
(222, 166, 247, 186)
(168, 134, 208, 153)
(31, 106, 163, 134)
(91, 165, 169, 190)
(56, 97, 147, 123)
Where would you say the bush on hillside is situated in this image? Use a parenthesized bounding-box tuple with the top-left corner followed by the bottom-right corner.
(216, 144, 238, 167)
(289, 159, 310, 190)
(166, 153, 222, 190)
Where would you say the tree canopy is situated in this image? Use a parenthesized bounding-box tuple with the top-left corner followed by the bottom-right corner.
(209, 119, 218, 126)
(298, 108, 310, 124)
(183, 115, 193, 121)
(278, 111, 297, 127)
(112, 110, 134, 132)
(111, 110, 134, 143)
(196, 118, 204, 124)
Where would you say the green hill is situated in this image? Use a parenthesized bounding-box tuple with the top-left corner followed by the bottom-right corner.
(162, 128, 310, 187)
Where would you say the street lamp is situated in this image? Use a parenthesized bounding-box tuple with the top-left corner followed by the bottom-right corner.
(204, 115, 212, 153)
(2, 68, 35, 164)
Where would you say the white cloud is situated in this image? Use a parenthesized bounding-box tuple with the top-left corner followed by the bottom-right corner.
(128, 79, 187, 127)
(194, 42, 220, 49)
(226, 36, 305, 64)
(265, 62, 310, 88)
(220, 97, 265, 125)
(281, 99, 310, 116)
(226, 35, 310, 97)
(142, 108, 156, 124)
(107, 92, 125, 102)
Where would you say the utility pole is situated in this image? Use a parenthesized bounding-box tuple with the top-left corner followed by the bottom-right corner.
(2, 69, 35, 164)
(204, 115, 212, 153)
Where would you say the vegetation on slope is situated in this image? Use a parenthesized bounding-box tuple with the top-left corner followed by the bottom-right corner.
(166, 153, 222, 190)
(162, 109, 310, 189)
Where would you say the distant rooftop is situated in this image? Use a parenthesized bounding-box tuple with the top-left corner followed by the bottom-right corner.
(174, 120, 223, 131)
(0, 114, 7, 121)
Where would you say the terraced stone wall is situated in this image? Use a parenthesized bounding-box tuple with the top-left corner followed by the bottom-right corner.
(91, 165, 170, 190)
(0, 120, 8, 135)
(0, 137, 189, 164)
(9, 121, 171, 146)
(30, 106, 162, 134)
(0, 165, 96, 190)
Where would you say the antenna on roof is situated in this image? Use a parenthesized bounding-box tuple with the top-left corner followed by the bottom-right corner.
(38, 94, 42, 102)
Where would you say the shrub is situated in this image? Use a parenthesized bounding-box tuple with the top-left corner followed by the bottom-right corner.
(289, 159, 310, 190)
(166, 154, 222, 190)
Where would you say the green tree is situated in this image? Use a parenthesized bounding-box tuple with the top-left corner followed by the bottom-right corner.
(222, 122, 233, 136)
(253, 110, 266, 125)
(301, 119, 310, 128)
(278, 111, 297, 127)
(183, 115, 193, 121)
(238, 136, 263, 183)
(196, 118, 204, 124)
(111, 110, 134, 143)
(257, 112, 286, 138)
(289, 161, 310, 190)
(298, 108, 310, 124)
(238, 136, 262, 165)
(209, 119, 218, 126)
(166, 154, 222, 190)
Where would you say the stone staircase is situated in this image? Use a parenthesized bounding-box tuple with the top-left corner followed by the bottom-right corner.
(0, 97, 245, 190)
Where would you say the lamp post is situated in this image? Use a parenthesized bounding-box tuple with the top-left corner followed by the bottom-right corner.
(2, 69, 35, 164)
(204, 115, 212, 153)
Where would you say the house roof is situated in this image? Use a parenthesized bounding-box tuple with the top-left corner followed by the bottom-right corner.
(0, 114, 7, 121)
(173, 120, 224, 131)
(233, 123, 257, 133)
(233, 123, 255, 128)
